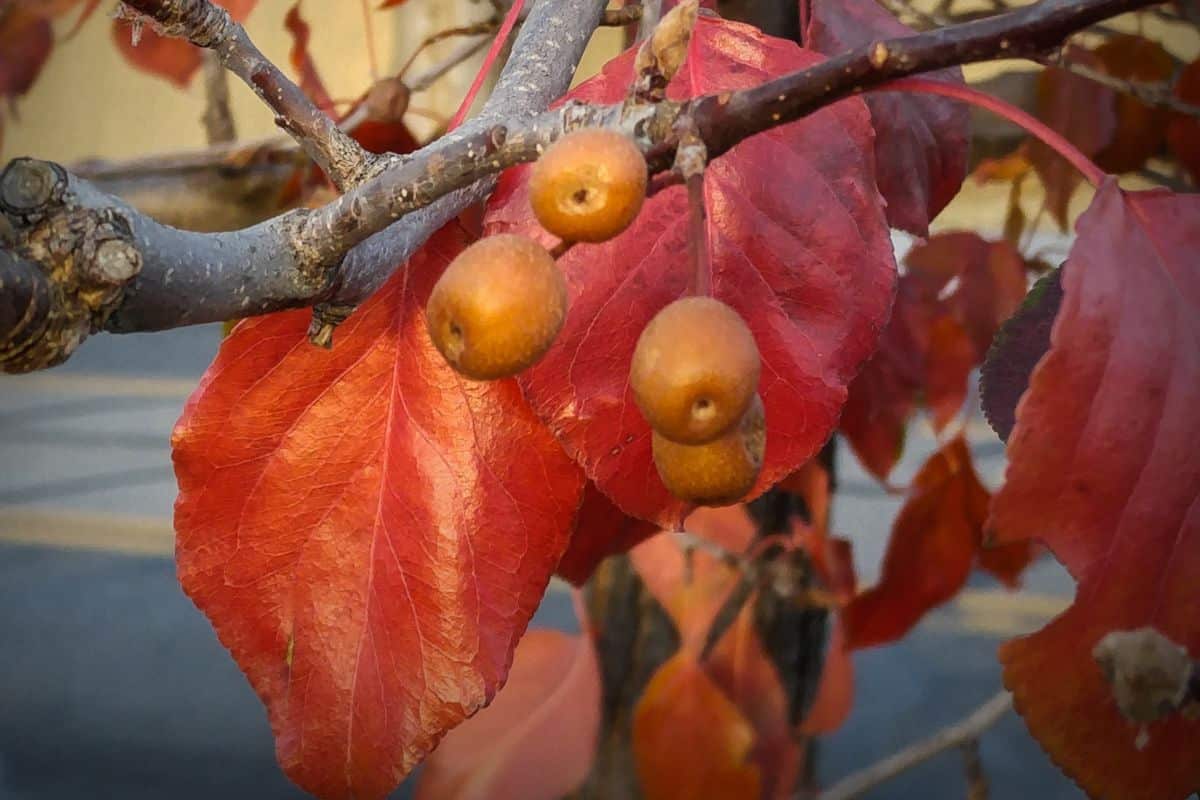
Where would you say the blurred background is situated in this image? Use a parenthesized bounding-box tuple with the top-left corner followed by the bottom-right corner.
(1, 0, 1197, 798)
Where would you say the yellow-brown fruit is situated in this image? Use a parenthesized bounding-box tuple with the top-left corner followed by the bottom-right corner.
(653, 395, 765, 506)
(529, 128, 647, 243)
(426, 234, 567, 380)
(631, 297, 761, 445)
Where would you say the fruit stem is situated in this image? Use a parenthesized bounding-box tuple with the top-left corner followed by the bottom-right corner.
(686, 173, 711, 296)
(876, 77, 1107, 188)
(446, 0, 526, 131)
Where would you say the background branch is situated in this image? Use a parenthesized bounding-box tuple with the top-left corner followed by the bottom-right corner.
(816, 691, 1013, 800)
(200, 50, 237, 145)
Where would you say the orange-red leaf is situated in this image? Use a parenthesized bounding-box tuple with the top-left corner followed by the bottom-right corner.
(633, 654, 762, 800)
(842, 436, 989, 649)
(797, 619, 853, 735)
(707, 605, 804, 800)
(990, 181, 1200, 800)
(487, 17, 895, 527)
(415, 629, 601, 800)
(112, 0, 258, 86)
(172, 225, 585, 800)
(924, 315, 977, 431)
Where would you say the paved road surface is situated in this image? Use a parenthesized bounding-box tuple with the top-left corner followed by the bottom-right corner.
(0, 325, 1083, 799)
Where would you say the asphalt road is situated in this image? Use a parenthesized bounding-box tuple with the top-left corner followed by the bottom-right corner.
(0, 325, 1084, 799)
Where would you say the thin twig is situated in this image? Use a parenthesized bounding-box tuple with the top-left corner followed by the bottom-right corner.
(359, 0, 379, 82)
(200, 51, 236, 145)
(1044, 57, 1200, 118)
(408, 35, 494, 93)
(817, 692, 1013, 800)
(117, 0, 371, 189)
(398, 22, 499, 83)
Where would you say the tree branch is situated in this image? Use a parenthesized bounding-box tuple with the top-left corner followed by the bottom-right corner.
(117, 0, 371, 189)
(689, 0, 1165, 161)
(816, 691, 1013, 800)
(1, 0, 1166, 370)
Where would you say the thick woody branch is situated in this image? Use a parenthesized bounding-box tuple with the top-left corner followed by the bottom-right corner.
(118, 0, 371, 189)
(0, 0, 1166, 369)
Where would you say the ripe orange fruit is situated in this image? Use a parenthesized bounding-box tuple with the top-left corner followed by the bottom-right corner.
(631, 297, 761, 445)
(426, 234, 567, 380)
(529, 128, 647, 243)
(652, 395, 765, 506)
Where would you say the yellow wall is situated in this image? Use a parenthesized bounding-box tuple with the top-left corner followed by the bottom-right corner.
(4, 1, 476, 162)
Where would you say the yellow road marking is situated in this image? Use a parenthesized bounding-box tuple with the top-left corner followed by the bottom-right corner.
(0, 506, 1069, 639)
(0, 373, 199, 399)
(0, 506, 173, 557)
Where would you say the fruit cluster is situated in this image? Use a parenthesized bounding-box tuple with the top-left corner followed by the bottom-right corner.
(425, 128, 764, 506)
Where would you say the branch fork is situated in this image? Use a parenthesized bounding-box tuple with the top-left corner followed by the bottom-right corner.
(1, 0, 1167, 372)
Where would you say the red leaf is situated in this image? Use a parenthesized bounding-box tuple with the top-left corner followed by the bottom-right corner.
(1028, 48, 1117, 228)
(112, 0, 258, 87)
(841, 232, 1029, 474)
(557, 482, 660, 586)
(171, 225, 586, 800)
(989, 181, 1200, 800)
(797, 618, 853, 735)
(837, 313, 920, 481)
(905, 231, 1029, 358)
(1091, 35, 1175, 174)
(284, 1, 334, 111)
(976, 537, 1038, 591)
(805, 0, 969, 236)
(378, 0, 412, 7)
(633, 654, 762, 800)
(842, 436, 988, 649)
(923, 315, 977, 431)
(415, 629, 601, 800)
(0, 9, 53, 100)
(348, 113, 420, 155)
(1166, 58, 1200, 184)
(487, 17, 895, 527)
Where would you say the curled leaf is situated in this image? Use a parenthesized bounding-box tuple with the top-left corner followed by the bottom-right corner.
(633, 654, 762, 800)
(415, 630, 601, 800)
